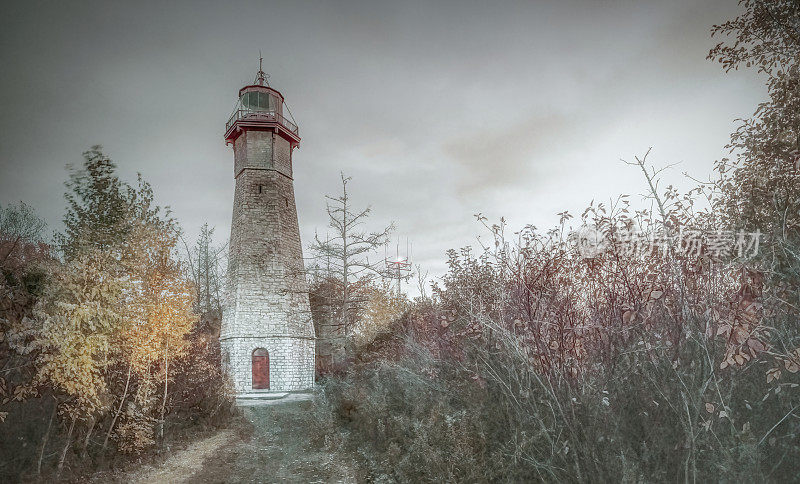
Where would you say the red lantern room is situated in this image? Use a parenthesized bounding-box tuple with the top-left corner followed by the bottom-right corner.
(224, 59, 300, 148)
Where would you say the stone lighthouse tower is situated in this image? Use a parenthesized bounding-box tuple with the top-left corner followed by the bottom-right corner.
(220, 62, 315, 395)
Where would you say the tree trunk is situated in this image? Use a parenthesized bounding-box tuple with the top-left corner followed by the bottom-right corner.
(204, 242, 211, 314)
(103, 363, 132, 451)
(159, 346, 169, 440)
(57, 416, 76, 476)
(341, 193, 349, 340)
(81, 416, 96, 458)
(36, 401, 56, 476)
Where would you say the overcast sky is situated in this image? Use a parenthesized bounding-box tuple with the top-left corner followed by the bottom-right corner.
(0, 0, 765, 293)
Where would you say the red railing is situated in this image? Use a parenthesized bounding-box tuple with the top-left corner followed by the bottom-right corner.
(225, 109, 299, 136)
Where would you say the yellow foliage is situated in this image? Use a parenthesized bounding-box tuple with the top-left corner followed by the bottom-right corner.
(353, 281, 406, 347)
(33, 249, 126, 418)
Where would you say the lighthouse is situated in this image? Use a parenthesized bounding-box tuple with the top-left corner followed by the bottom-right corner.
(220, 61, 315, 395)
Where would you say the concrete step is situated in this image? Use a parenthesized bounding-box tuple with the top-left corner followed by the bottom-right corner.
(235, 391, 313, 406)
(236, 391, 289, 400)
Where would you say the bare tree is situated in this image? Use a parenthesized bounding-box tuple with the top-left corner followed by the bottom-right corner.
(182, 223, 226, 318)
(414, 263, 430, 301)
(309, 173, 393, 350)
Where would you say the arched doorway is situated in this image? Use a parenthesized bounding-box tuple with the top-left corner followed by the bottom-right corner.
(252, 348, 269, 389)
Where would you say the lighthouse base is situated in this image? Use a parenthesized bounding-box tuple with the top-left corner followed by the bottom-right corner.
(221, 336, 315, 394)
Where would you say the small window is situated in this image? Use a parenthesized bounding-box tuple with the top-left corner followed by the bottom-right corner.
(258, 185, 263, 194)
(284, 196, 289, 208)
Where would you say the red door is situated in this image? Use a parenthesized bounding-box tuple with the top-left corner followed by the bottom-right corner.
(252, 349, 269, 389)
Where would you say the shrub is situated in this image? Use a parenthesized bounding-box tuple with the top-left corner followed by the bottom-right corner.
(314, 196, 800, 481)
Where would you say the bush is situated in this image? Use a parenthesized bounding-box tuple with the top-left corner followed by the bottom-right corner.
(314, 200, 800, 482)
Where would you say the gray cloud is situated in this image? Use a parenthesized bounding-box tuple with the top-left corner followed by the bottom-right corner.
(0, 0, 765, 295)
(444, 113, 574, 195)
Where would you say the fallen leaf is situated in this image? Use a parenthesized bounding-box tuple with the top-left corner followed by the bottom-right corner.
(623, 310, 636, 324)
(766, 368, 781, 383)
(747, 338, 766, 352)
(734, 327, 749, 344)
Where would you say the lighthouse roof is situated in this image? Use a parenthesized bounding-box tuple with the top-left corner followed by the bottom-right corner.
(238, 84, 285, 100)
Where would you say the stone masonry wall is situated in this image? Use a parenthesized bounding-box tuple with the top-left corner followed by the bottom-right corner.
(233, 129, 293, 179)
(221, 336, 314, 391)
(221, 127, 314, 393)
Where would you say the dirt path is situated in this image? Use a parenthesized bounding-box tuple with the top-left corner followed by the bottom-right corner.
(125, 397, 357, 484)
(130, 430, 238, 484)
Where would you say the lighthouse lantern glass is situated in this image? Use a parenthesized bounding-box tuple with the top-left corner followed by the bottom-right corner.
(241, 91, 277, 112)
